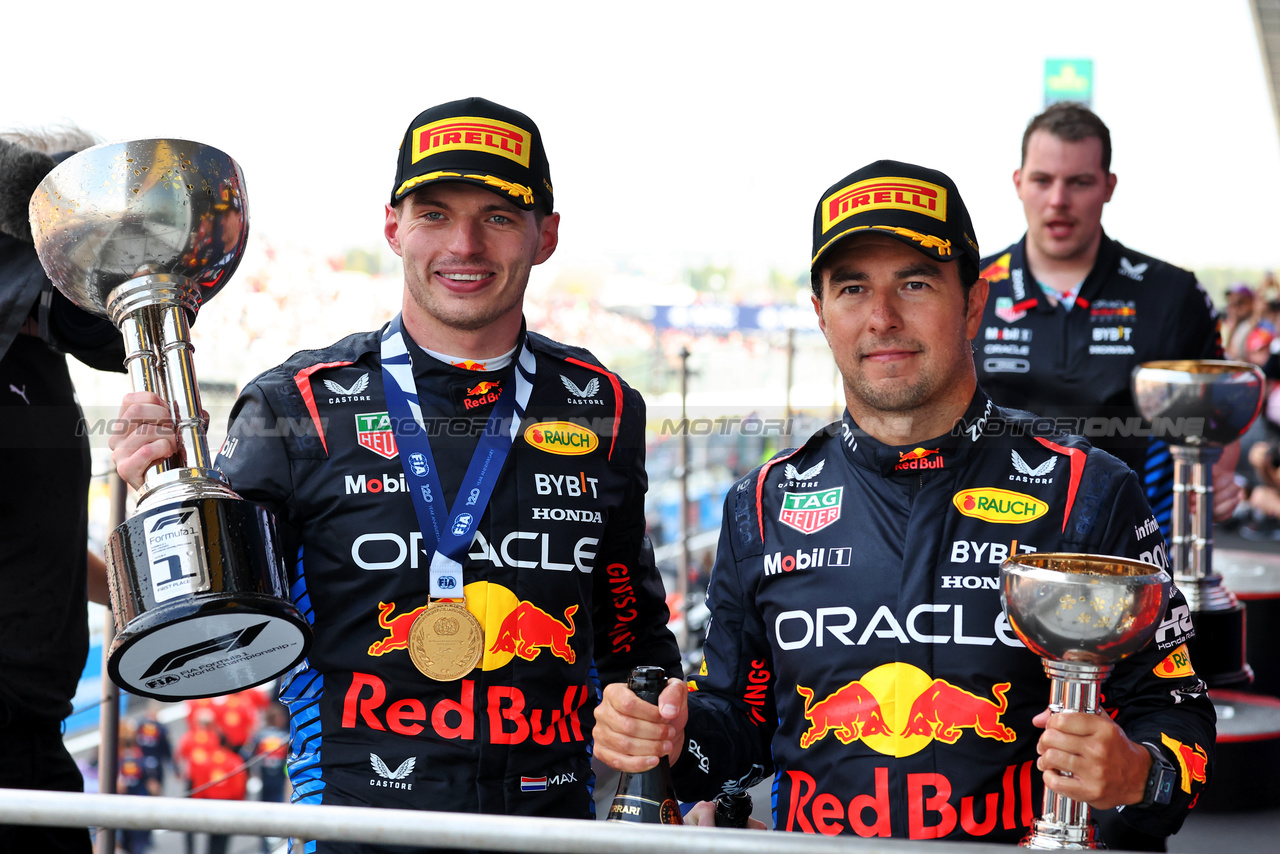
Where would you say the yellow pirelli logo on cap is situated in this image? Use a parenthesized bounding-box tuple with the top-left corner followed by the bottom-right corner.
(412, 116, 531, 167)
(822, 177, 947, 233)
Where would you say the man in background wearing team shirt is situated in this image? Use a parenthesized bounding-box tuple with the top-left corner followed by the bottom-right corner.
(974, 102, 1237, 545)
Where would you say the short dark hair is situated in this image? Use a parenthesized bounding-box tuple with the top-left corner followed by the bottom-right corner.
(810, 253, 980, 303)
(1021, 102, 1112, 174)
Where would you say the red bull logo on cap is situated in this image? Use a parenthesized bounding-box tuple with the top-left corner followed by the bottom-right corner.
(795, 663, 1016, 756)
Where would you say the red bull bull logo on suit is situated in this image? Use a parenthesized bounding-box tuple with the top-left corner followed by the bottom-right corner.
(349, 581, 586, 744)
(795, 663, 1016, 756)
(787, 663, 1032, 839)
(365, 582, 578, 670)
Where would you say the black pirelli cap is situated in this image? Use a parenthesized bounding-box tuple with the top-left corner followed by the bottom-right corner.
(811, 160, 979, 269)
(391, 96, 553, 213)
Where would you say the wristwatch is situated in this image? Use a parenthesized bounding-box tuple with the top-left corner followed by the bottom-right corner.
(1139, 742, 1176, 807)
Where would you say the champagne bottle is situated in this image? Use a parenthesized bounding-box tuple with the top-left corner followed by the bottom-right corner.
(713, 790, 753, 827)
(606, 666, 683, 824)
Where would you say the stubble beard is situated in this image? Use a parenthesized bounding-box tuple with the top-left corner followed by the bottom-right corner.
(405, 265, 530, 334)
(845, 367, 936, 415)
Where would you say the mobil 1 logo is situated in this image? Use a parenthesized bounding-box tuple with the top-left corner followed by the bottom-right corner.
(144, 509, 212, 603)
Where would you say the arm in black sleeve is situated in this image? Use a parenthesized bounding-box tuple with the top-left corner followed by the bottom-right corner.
(1177, 274, 1225, 360)
(1088, 464, 1216, 836)
(590, 386, 681, 686)
(671, 476, 776, 801)
(47, 287, 126, 372)
(214, 382, 302, 566)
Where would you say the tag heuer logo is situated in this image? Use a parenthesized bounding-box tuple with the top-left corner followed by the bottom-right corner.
(356, 412, 398, 460)
(779, 487, 842, 534)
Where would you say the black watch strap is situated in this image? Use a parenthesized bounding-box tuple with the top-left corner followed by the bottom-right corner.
(1140, 742, 1176, 807)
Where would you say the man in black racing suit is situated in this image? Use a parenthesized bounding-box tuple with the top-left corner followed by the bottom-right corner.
(111, 98, 680, 853)
(593, 160, 1215, 845)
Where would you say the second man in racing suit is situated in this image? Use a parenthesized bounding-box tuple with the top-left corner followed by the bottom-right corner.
(593, 159, 1215, 845)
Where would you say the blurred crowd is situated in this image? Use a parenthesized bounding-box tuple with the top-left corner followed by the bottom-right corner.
(100, 688, 289, 854)
(1217, 273, 1280, 539)
(187, 240, 660, 396)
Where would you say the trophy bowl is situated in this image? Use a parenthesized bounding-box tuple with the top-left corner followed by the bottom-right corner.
(1002, 553, 1171, 665)
(1002, 553, 1170, 849)
(1131, 360, 1264, 447)
(29, 138, 247, 322)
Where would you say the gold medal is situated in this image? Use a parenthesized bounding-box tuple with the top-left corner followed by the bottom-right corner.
(408, 600, 484, 681)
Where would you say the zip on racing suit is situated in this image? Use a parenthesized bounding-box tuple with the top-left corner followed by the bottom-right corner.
(671, 390, 1214, 843)
(974, 233, 1223, 538)
(214, 322, 680, 852)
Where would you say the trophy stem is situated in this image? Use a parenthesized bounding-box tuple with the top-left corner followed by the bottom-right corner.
(158, 302, 215, 471)
(118, 310, 173, 483)
(108, 274, 230, 503)
(1169, 445, 1225, 611)
(1022, 659, 1112, 849)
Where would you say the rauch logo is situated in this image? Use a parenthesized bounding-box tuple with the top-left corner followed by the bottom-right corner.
(523, 422, 598, 456)
(952, 488, 1047, 524)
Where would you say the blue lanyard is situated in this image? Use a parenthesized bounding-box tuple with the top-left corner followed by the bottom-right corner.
(380, 315, 535, 597)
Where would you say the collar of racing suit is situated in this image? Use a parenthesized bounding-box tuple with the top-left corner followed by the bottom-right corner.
(837, 389, 996, 477)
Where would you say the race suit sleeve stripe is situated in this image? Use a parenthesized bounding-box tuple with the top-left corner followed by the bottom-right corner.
(564, 357, 623, 460)
(290, 360, 355, 456)
(755, 452, 798, 542)
(1033, 437, 1086, 533)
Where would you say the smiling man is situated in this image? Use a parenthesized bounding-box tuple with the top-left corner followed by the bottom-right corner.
(975, 103, 1233, 541)
(110, 98, 679, 853)
(593, 160, 1215, 845)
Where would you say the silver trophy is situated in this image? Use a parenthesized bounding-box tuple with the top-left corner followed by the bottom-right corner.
(29, 139, 311, 699)
(1132, 360, 1264, 687)
(1002, 553, 1171, 850)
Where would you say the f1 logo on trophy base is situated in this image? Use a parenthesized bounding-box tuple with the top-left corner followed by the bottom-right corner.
(30, 139, 311, 700)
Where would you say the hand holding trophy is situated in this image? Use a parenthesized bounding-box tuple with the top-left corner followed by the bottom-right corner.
(1001, 553, 1170, 849)
(29, 139, 311, 699)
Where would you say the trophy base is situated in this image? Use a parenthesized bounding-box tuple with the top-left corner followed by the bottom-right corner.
(1021, 818, 1103, 849)
(1188, 605, 1254, 689)
(104, 495, 311, 700)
